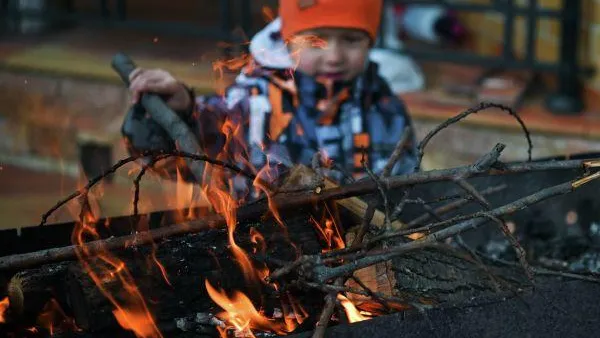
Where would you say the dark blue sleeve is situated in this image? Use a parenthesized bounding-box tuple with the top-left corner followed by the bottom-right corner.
(120, 92, 251, 183)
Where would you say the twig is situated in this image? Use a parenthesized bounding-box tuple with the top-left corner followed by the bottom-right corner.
(414, 102, 533, 171)
(312, 278, 344, 338)
(391, 189, 411, 220)
(349, 276, 393, 312)
(352, 203, 377, 248)
(454, 179, 492, 209)
(406, 184, 507, 227)
(381, 126, 412, 178)
(132, 154, 171, 217)
(450, 147, 535, 285)
(39, 150, 254, 226)
(309, 174, 599, 283)
(483, 213, 534, 283)
(480, 254, 600, 284)
(312, 172, 387, 337)
(362, 154, 392, 232)
(454, 235, 502, 291)
(266, 255, 319, 283)
(301, 281, 411, 309)
(472, 143, 507, 171)
(11, 158, 595, 271)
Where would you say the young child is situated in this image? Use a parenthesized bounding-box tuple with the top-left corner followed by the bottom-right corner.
(122, 0, 417, 191)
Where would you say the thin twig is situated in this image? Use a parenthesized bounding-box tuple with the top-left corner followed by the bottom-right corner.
(362, 154, 392, 232)
(391, 189, 411, 220)
(133, 154, 171, 217)
(312, 278, 345, 338)
(39, 150, 254, 226)
(415, 102, 533, 172)
(452, 154, 534, 284)
(483, 213, 534, 283)
(352, 203, 377, 248)
(382, 126, 412, 178)
(406, 184, 507, 227)
(454, 235, 502, 291)
(454, 179, 492, 209)
(349, 276, 393, 312)
(480, 254, 600, 284)
(301, 281, 411, 309)
(308, 174, 599, 283)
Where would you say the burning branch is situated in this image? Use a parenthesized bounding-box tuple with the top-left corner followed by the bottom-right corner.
(3, 156, 595, 273)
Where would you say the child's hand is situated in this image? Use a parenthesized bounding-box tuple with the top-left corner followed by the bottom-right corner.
(129, 68, 193, 112)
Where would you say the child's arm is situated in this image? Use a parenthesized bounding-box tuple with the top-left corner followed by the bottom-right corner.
(121, 68, 249, 183)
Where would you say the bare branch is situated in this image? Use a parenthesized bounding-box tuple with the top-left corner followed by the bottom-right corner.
(382, 126, 412, 178)
(415, 102, 533, 171)
(39, 150, 254, 226)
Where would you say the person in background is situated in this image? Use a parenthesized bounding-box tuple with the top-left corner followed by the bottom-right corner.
(122, 0, 417, 197)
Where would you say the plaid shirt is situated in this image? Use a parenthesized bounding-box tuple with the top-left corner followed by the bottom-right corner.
(121, 60, 417, 188)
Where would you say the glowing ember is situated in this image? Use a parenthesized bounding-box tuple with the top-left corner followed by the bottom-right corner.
(337, 294, 369, 323)
(0, 296, 9, 323)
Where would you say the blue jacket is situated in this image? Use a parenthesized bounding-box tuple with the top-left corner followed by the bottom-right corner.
(121, 58, 417, 189)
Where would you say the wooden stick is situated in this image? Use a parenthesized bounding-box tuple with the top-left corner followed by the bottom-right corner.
(1, 158, 595, 271)
(310, 174, 599, 284)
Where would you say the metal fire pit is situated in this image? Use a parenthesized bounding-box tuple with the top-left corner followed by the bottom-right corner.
(291, 278, 600, 338)
(1, 152, 599, 258)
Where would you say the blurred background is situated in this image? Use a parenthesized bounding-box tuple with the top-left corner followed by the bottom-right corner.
(0, 0, 598, 229)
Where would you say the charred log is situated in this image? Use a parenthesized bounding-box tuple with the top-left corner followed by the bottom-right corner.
(64, 209, 324, 333)
(6, 262, 70, 325)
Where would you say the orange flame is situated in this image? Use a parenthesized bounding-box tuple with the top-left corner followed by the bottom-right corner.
(310, 209, 345, 252)
(337, 294, 369, 323)
(250, 227, 266, 255)
(206, 280, 289, 337)
(68, 179, 162, 338)
(36, 298, 80, 335)
(0, 296, 9, 323)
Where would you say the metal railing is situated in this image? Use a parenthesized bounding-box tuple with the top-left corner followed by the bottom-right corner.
(0, 0, 592, 114)
(383, 0, 593, 114)
(0, 0, 253, 42)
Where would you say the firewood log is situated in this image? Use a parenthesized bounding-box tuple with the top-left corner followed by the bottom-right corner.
(64, 210, 324, 333)
(6, 262, 70, 325)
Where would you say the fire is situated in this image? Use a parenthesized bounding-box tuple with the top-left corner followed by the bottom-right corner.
(310, 208, 345, 252)
(205, 280, 288, 337)
(0, 296, 9, 323)
(36, 298, 80, 335)
(68, 178, 162, 338)
(337, 294, 369, 323)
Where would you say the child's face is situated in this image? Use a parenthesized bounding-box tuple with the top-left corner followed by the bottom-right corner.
(288, 28, 371, 82)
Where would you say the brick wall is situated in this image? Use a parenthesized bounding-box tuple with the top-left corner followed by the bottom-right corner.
(458, 0, 598, 90)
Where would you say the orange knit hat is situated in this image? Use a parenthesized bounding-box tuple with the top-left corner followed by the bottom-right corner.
(279, 0, 383, 41)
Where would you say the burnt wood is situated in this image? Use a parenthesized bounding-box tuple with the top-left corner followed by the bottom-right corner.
(64, 209, 324, 333)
